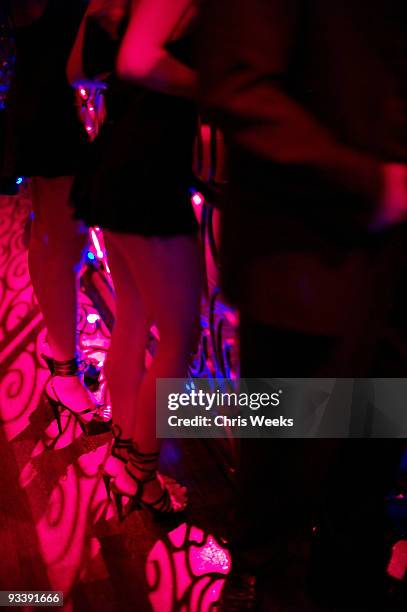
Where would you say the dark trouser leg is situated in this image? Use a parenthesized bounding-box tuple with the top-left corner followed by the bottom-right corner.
(233, 316, 404, 607)
(312, 438, 403, 609)
(232, 321, 341, 573)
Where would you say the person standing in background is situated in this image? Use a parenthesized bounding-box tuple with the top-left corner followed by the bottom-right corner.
(68, 0, 203, 516)
(200, 1, 407, 609)
(1, 0, 104, 430)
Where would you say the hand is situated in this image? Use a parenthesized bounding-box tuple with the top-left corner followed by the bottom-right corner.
(369, 163, 407, 231)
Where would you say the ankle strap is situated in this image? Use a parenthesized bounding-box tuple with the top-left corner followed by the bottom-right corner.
(52, 357, 80, 377)
(111, 424, 132, 444)
(127, 442, 159, 481)
(109, 424, 133, 462)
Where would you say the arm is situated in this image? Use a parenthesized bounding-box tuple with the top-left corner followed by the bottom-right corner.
(199, 0, 407, 222)
(67, 0, 118, 87)
(116, 0, 198, 99)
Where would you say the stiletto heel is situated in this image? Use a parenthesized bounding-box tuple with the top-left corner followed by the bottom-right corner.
(44, 356, 110, 436)
(111, 489, 125, 522)
(76, 415, 88, 435)
(48, 397, 63, 436)
(110, 481, 141, 522)
(103, 474, 112, 500)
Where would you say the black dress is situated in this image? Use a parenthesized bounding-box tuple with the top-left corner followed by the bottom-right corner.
(71, 37, 198, 237)
(0, 0, 87, 185)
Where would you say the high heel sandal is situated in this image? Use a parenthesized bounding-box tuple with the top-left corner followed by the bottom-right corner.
(101, 428, 177, 500)
(102, 425, 133, 498)
(44, 357, 110, 436)
(42, 352, 101, 391)
(109, 443, 187, 521)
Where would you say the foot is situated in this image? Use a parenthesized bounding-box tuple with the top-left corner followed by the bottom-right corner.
(114, 468, 187, 512)
(49, 375, 97, 421)
(103, 454, 127, 479)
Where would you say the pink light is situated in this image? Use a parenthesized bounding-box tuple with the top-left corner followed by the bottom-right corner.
(225, 310, 239, 326)
(90, 229, 104, 259)
(190, 535, 231, 574)
(151, 324, 160, 340)
(191, 192, 204, 206)
(387, 540, 407, 580)
(79, 88, 87, 98)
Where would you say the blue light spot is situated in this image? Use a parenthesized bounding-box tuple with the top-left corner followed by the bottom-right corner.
(87, 251, 95, 261)
(16, 177, 23, 185)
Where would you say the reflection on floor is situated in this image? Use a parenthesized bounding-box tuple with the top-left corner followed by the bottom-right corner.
(0, 187, 232, 611)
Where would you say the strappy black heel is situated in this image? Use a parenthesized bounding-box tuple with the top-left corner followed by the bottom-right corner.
(102, 425, 133, 498)
(44, 357, 109, 436)
(109, 443, 187, 521)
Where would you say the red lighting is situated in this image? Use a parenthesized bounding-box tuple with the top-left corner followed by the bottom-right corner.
(191, 192, 204, 206)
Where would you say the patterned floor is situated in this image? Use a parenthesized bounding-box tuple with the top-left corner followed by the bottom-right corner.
(0, 185, 232, 611)
(3, 185, 407, 610)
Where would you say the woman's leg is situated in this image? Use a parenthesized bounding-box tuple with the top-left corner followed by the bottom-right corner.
(130, 235, 202, 453)
(29, 176, 94, 409)
(110, 232, 202, 501)
(103, 232, 151, 438)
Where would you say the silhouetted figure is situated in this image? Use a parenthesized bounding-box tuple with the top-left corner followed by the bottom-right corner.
(1, 0, 102, 422)
(200, 1, 407, 608)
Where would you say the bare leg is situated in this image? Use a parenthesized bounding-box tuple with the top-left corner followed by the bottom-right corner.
(131, 235, 202, 452)
(111, 233, 202, 502)
(103, 232, 151, 438)
(29, 176, 95, 410)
